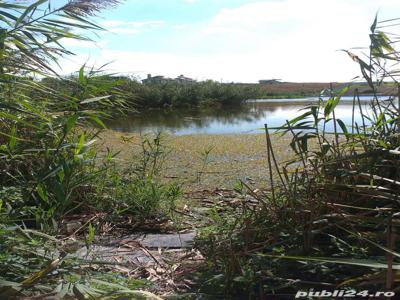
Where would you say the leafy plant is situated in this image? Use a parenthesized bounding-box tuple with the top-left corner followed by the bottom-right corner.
(95, 133, 181, 222)
(0, 0, 129, 229)
(0, 1, 170, 299)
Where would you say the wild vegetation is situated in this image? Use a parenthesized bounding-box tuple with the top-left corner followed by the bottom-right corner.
(195, 16, 400, 299)
(39, 76, 262, 110)
(0, 1, 178, 298)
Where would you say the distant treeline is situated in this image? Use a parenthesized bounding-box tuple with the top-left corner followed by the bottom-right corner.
(40, 76, 262, 110)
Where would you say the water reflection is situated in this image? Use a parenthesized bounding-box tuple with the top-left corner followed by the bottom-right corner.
(107, 96, 378, 135)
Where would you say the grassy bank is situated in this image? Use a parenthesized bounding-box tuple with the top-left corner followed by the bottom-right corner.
(255, 81, 399, 99)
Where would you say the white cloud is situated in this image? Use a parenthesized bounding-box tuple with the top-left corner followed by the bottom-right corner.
(203, 0, 370, 42)
(57, 0, 400, 82)
(195, 0, 399, 81)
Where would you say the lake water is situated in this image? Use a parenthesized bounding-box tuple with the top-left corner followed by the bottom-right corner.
(107, 96, 383, 135)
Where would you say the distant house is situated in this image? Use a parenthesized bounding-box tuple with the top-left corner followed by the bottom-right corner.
(142, 74, 172, 84)
(175, 74, 195, 83)
(259, 79, 281, 84)
(142, 74, 196, 84)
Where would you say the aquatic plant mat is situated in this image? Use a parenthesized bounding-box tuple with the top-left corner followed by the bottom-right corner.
(98, 131, 294, 191)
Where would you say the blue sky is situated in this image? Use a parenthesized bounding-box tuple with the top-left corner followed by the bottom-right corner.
(59, 0, 400, 82)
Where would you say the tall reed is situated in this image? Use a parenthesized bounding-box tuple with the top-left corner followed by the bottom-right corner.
(196, 15, 400, 299)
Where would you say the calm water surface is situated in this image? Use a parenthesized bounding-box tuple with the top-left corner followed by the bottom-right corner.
(107, 96, 380, 135)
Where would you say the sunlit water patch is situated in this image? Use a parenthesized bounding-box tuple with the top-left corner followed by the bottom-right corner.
(107, 96, 387, 135)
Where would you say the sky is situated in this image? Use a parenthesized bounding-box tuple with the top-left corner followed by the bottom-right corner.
(58, 0, 400, 83)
